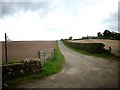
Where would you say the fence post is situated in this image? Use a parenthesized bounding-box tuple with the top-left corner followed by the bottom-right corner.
(5, 33, 8, 63)
(109, 46, 111, 53)
(43, 50, 46, 63)
(53, 48, 55, 58)
(37, 51, 40, 59)
(54, 49, 55, 55)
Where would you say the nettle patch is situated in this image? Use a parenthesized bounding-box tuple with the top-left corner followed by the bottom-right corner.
(2, 58, 42, 81)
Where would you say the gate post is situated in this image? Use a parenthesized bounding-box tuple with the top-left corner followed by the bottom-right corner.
(37, 51, 40, 59)
(43, 51, 46, 64)
(53, 49, 55, 57)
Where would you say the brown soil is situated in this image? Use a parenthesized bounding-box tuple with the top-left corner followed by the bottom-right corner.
(69, 39, 120, 56)
(0, 41, 55, 61)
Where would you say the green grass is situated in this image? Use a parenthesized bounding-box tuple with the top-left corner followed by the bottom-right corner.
(63, 41, 119, 62)
(2, 60, 21, 65)
(6, 41, 65, 87)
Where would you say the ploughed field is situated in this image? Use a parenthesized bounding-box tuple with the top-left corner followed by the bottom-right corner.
(0, 41, 55, 61)
(69, 39, 120, 56)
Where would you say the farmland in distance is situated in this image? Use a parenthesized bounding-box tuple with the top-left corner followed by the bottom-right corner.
(1, 41, 55, 61)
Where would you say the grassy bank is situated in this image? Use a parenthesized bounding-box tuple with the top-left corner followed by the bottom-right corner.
(6, 41, 65, 87)
(62, 41, 119, 61)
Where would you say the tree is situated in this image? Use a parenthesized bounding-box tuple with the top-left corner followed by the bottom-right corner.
(97, 32, 102, 37)
(69, 36, 73, 40)
(114, 33, 120, 40)
(103, 29, 111, 39)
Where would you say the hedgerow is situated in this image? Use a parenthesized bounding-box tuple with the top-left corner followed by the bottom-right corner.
(62, 40, 109, 53)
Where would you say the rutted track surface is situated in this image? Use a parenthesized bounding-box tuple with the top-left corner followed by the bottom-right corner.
(15, 41, 118, 88)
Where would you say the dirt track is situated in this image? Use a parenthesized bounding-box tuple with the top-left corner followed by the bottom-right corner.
(15, 41, 118, 88)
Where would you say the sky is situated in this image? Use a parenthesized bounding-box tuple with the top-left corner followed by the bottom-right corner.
(0, 0, 119, 41)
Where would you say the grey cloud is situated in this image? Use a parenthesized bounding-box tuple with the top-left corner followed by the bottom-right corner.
(1, 0, 105, 17)
(102, 12, 118, 32)
(1, 1, 53, 17)
(100, 0, 119, 32)
(118, 2, 120, 32)
(103, 12, 118, 23)
(60, 0, 102, 16)
(0, 2, 2, 17)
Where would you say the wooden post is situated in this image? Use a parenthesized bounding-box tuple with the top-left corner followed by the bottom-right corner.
(43, 51, 46, 64)
(37, 51, 40, 59)
(109, 47, 111, 53)
(5, 33, 8, 63)
(53, 48, 55, 57)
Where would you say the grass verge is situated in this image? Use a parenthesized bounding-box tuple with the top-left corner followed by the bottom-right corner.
(2, 60, 21, 65)
(6, 41, 65, 87)
(62, 41, 119, 62)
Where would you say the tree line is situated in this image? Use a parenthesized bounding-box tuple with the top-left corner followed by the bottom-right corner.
(97, 29, 120, 40)
(62, 29, 120, 40)
(65, 29, 120, 40)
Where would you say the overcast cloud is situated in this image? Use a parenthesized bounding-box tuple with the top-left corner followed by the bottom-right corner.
(0, 0, 119, 41)
(1, 2, 54, 17)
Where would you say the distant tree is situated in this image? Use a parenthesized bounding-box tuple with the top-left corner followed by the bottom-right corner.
(103, 29, 111, 39)
(111, 31, 116, 37)
(82, 36, 89, 39)
(69, 36, 73, 40)
(97, 32, 102, 37)
(114, 33, 120, 40)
